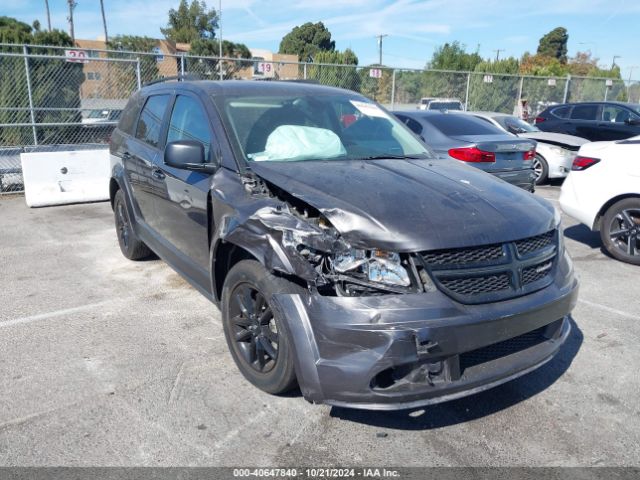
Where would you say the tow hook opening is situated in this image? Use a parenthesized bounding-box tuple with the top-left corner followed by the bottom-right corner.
(370, 360, 446, 391)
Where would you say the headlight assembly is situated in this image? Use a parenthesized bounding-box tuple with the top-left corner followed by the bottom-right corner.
(331, 249, 411, 287)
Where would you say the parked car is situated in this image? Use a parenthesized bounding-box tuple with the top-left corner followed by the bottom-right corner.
(110, 80, 577, 410)
(418, 97, 464, 111)
(535, 102, 640, 141)
(467, 111, 588, 184)
(560, 136, 640, 265)
(394, 110, 537, 191)
(82, 109, 122, 124)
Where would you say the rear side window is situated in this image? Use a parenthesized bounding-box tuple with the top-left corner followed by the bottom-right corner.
(166, 95, 212, 160)
(118, 97, 142, 135)
(135, 94, 171, 147)
(424, 114, 503, 136)
(397, 115, 423, 135)
(551, 106, 570, 119)
(570, 104, 598, 121)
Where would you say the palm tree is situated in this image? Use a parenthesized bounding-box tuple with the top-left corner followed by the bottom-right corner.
(99, 0, 109, 43)
(44, 0, 52, 31)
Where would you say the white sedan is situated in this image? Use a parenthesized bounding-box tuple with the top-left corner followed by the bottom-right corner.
(464, 112, 588, 184)
(560, 136, 640, 265)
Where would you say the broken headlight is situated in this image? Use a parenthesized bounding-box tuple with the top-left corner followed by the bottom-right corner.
(331, 249, 411, 287)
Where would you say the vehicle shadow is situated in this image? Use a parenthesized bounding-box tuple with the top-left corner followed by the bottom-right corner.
(329, 316, 582, 430)
(564, 224, 602, 249)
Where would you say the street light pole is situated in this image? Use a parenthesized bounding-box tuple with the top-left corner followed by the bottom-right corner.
(612, 55, 621, 70)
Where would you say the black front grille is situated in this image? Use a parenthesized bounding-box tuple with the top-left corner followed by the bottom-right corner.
(515, 230, 554, 256)
(439, 273, 511, 296)
(421, 244, 504, 266)
(459, 326, 549, 374)
(419, 230, 557, 303)
(522, 261, 553, 285)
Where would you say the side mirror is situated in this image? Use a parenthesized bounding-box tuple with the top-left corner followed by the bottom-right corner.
(625, 117, 640, 126)
(164, 140, 216, 172)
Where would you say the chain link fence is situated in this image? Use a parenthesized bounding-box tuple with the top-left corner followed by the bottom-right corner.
(0, 43, 637, 193)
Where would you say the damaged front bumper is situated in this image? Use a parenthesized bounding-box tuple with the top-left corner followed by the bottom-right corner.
(269, 253, 578, 411)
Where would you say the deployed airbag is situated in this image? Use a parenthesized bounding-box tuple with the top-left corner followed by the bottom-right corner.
(250, 125, 346, 162)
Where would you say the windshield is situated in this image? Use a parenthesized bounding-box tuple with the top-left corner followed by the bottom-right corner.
(496, 115, 539, 133)
(220, 94, 432, 162)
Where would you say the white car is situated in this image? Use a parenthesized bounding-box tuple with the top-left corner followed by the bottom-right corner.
(465, 112, 588, 184)
(560, 136, 640, 265)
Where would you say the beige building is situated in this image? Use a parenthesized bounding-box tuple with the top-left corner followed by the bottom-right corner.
(73, 38, 299, 102)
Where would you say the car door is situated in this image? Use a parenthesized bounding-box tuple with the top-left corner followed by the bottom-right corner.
(129, 94, 172, 225)
(149, 93, 214, 271)
(599, 105, 640, 140)
(568, 104, 601, 140)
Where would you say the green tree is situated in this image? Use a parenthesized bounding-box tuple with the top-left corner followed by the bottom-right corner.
(108, 35, 160, 85)
(187, 38, 252, 79)
(0, 22, 82, 146)
(161, 0, 218, 43)
(468, 58, 520, 112)
(428, 41, 482, 71)
(536, 27, 568, 63)
(278, 22, 335, 61)
(0, 16, 32, 45)
(307, 48, 360, 91)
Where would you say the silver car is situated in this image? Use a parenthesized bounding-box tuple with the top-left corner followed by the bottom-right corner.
(465, 111, 588, 184)
(394, 110, 536, 192)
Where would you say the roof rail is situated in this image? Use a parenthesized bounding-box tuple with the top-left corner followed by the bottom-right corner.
(142, 73, 202, 87)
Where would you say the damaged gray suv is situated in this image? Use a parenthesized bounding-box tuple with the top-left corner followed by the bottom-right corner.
(109, 80, 578, 410)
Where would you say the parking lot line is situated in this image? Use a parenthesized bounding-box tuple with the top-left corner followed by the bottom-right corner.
(578, 299, 637, 320)
(0, 301, 112, 329)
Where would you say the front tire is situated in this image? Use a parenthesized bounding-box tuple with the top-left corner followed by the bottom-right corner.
(113, 189, 152, 260)
(533, 154, 549, 185)
(221, 260, 305, 394)
(600, 198, 640, 265)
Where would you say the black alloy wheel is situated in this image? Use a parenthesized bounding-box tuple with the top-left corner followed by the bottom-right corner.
(228, 283, 279, 373)
(601, 199, 640, 265)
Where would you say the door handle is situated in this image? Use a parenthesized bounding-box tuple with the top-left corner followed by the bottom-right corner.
(151, 169, 166, 180)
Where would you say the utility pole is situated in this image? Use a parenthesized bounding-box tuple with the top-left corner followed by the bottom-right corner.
(493, 49, 504, 61)
(376, 34, 388, 66)
(612, 55, 621, 70)
(67, 0, 77, 42)
(44, 0, 52, 31)
(218, 0, 223, 80)
(99, 0, 109, 43)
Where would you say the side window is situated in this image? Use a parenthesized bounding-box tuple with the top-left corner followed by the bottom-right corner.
(602, 105, 635, 123)
(405, 118, 423, 135)
(396, 115, 422, 135)
(166, 95, 212, 160)
(135, 94, 170, 147)
(570, 104, 598, 121)
(551, 106, 571, 119)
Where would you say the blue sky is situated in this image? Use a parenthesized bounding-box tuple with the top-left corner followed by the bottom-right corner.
(5, 0, 640, 80)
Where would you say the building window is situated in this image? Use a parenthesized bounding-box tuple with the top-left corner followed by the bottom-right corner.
(86, 72, 102, 81)
(88, 50, 100, 58)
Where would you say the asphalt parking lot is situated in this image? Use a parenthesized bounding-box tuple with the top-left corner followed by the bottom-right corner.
(1, 185, 639, 467)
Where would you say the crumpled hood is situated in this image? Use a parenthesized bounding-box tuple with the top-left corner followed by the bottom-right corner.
(518, 131, 588, 148)
(249, 159, 556, 251)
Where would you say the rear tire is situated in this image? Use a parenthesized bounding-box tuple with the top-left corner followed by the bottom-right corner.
(221, 260, 305, 394)
(533, 154, 549, 185)
(113, 189, 152, 260)
(600, 198, 640, 265)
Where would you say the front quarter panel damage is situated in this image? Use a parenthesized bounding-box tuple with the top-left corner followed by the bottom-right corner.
(210, 168, 348, 294)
